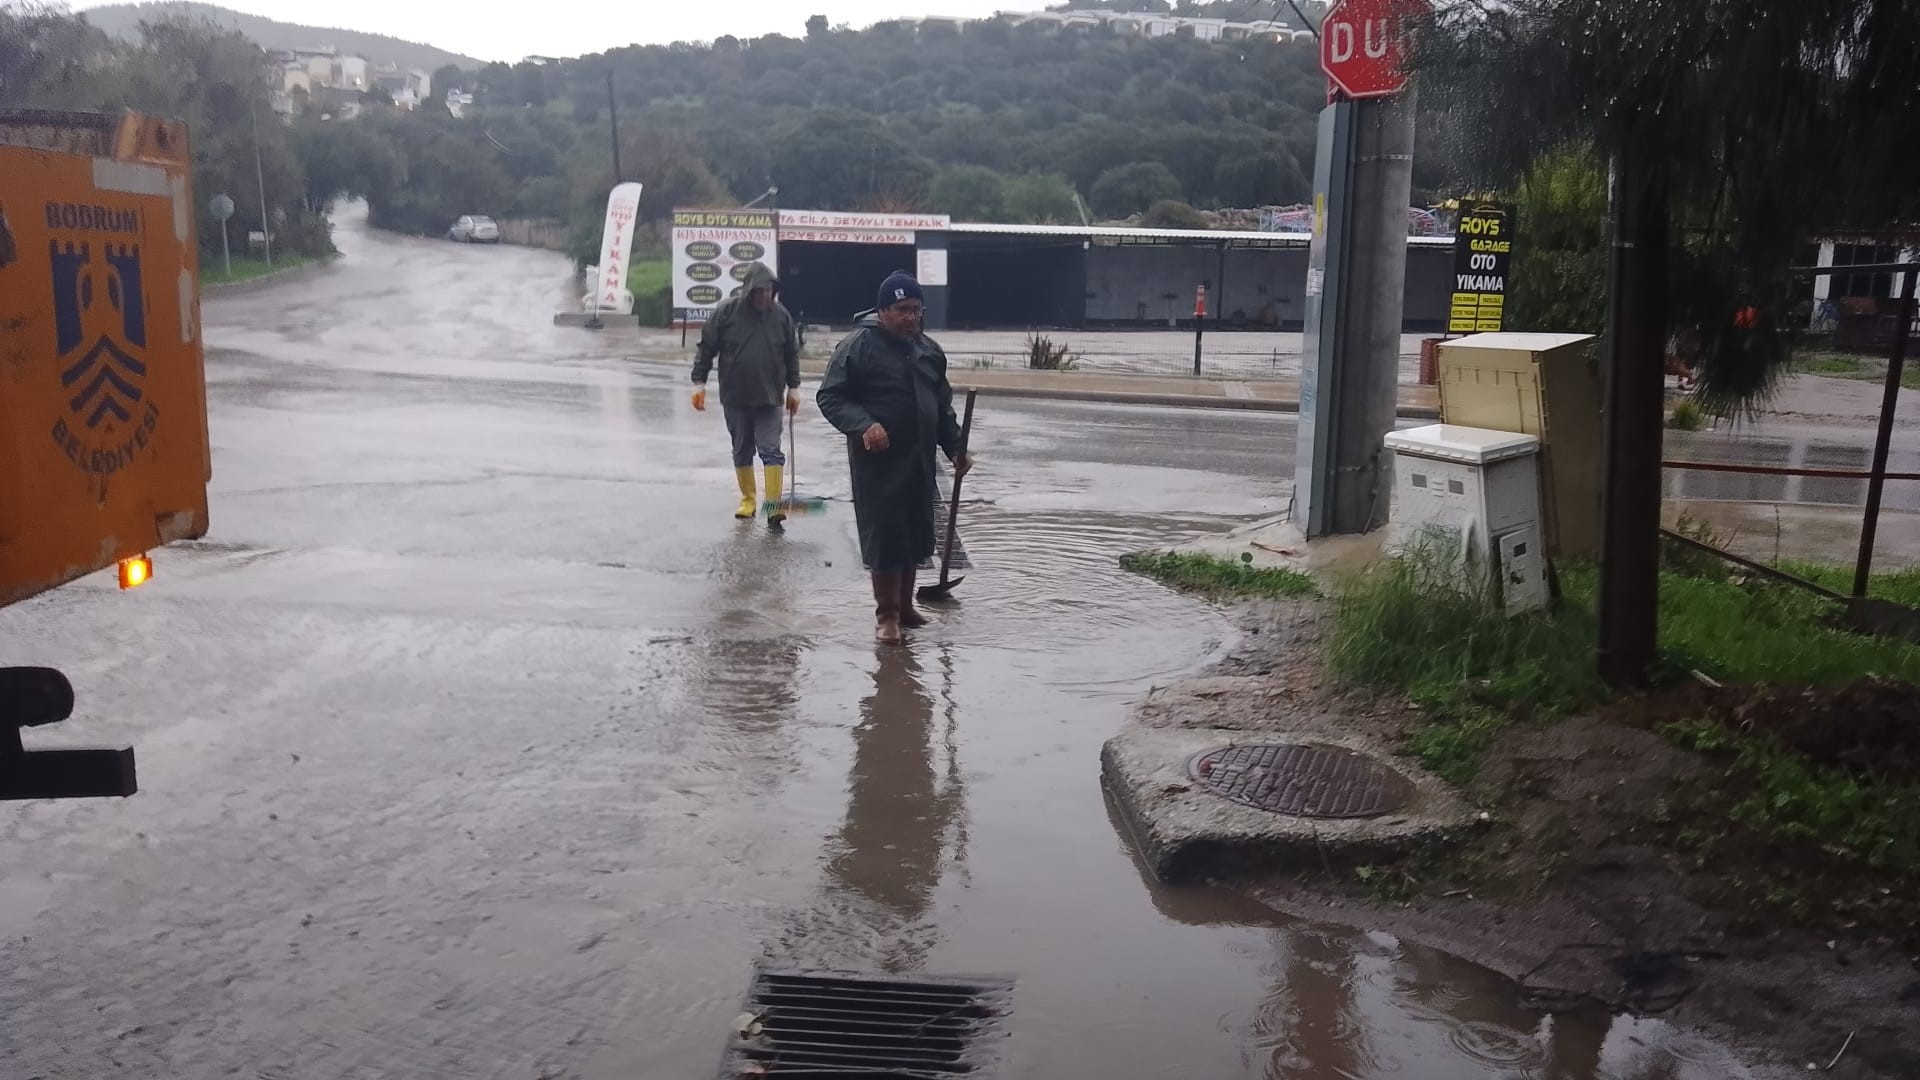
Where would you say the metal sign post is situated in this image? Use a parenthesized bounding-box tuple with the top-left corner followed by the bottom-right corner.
(1192, 283, 1207, 376)
(209, 193, 235, 276)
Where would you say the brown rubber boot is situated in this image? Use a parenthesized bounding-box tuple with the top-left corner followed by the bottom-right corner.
(872, 571, 903, 645)
(898, 568, 928, 629)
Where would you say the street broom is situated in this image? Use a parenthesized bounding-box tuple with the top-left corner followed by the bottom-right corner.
(767, 408, 829, 524)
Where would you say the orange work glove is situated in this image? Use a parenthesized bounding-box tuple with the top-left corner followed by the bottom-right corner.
(691, 387, 707, 411)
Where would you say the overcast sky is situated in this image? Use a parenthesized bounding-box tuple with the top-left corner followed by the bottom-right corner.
(72, 1, 1040, 63)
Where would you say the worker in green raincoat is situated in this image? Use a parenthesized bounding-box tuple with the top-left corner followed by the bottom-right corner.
(691, 262, 801, 523)
(816, 272, 973, 645)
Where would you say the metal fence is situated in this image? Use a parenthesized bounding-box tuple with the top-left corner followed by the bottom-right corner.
(1664, 259, 1918, 598)
(821, 328, 1435, 384)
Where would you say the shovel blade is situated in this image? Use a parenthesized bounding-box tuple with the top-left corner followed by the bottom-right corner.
(916, 576, 964, 601)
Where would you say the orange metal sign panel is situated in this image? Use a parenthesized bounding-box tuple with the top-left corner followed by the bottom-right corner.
(0, 110, 211, 607)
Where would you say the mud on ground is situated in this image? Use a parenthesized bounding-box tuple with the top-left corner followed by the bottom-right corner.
(1130, 598, 1920, 1080)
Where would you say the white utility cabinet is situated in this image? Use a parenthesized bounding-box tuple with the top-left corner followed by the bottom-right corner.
(1382, 424, 1549, 615)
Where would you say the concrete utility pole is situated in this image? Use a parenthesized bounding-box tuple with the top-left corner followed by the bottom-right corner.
(1294, 0, 1423, 536)
(250, 102, 272, 267)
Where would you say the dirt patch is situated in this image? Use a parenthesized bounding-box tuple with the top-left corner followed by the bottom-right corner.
(1706, 678, 1920, 784)
(1142, 598, 1920, 1080)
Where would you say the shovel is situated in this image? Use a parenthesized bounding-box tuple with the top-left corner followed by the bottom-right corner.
(918, 389, 977, 602)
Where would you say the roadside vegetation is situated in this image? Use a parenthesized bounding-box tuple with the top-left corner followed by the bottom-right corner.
(625, 257, 672, 326)
(3, 10, 335, 265)
(201, 254, 319, 287)
(1780, 560, 1920, 607)
(1120, 552, 1316, 602)
(1792, 351, 1920, 391)
(1665, 397, 1705, 430)
(1324, 546, 1604, 784)
(1325, 534, 1920, 767)
(1316, 531, 1920, 927)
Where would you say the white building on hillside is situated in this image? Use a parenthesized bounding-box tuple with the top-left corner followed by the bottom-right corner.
(999, 8, 1302, 40)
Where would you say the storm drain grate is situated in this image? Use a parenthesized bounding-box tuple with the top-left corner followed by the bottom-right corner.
(719, 968, 1014, 1079)
(1188, 743, 1413, 819)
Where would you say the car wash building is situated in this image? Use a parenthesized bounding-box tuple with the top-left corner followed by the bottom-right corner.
(670, 208, 1455, 332)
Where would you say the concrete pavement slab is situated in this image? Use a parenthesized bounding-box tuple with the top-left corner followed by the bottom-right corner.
(1102, 725, 1478, 883)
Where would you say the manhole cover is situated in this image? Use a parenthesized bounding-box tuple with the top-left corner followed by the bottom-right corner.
(1188, 744, 1412, 819)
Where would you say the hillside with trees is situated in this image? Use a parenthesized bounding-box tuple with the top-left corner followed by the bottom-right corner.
(507, 17, 1344, 221)
(451, 13, 1459, 266)
(2, 4, 333, 261)
(8, 4, 1455, 276)
(80, 2, 478, 71)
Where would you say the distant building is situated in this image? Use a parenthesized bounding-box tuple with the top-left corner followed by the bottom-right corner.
(446, 90, 475, 118)
(372, 67, 433, 110)
(276, 47, 377, 95)
(705, 208, 1455, 333)
(997, 8, 1306, 42)
(314, 86, 364, 121)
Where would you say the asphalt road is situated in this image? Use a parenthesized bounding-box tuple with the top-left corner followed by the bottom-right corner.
(0, 207, 1785, 1079)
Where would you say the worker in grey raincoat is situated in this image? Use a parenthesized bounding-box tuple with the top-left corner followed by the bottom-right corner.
(816, 272, 973, 644)
(692, 261, 801, 523)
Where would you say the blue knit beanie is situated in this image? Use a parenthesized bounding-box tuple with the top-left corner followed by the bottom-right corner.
(877, 271, 923, 310)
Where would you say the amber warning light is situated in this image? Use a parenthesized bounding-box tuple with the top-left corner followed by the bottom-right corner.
(118, 555, 153, 590)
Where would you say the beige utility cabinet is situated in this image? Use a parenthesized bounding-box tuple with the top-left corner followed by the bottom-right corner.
(1435, 333, 1601, 557)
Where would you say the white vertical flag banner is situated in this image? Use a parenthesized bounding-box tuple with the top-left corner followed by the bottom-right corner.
(593, 182, 644, 314)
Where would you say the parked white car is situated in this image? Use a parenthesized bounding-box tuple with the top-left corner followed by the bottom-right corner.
(448, 215, 499, 243)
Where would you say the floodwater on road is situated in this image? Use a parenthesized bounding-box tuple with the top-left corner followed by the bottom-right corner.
(2, 206, 1773, 1078)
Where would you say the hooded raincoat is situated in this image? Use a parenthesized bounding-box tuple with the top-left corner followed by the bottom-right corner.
(691, 262, 800, 408)
(815, 312, 964, 572)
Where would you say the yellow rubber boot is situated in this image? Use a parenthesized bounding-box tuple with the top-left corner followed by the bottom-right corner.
(734, 467, 757, 519)
(763, 464, 786, 524)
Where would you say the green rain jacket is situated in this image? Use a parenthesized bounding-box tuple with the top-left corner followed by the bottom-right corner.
(815, 311, 964, 571)
(692, 262, 800, 408)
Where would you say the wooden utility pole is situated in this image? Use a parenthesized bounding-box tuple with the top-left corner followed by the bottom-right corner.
(1596, 141, 1670, 687)
(607, 72, 622, 183)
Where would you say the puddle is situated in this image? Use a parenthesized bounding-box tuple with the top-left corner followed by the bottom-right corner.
(0, 224, 1779, 1079)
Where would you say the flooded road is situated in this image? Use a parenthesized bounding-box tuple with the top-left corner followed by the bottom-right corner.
(2, 208, 1778, 1078)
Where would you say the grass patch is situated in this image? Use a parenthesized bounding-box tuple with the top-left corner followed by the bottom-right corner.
(201, 255, 314, 286)
(1326, 544, 1920, 785)
(1119, 552, 1315, 600)
(1665, 398, 1705, 431)
(1652, 569, 1920, 684)
(1662, 718, 1920, 882)
(627, 258, 671, 326)
(1778, 560, 1920, 609)
(1327, 551, 1605, 783)
(626, 257, 670, 297)
(1794, 351, 1920, 390)
(1797, 352, 1869, 377)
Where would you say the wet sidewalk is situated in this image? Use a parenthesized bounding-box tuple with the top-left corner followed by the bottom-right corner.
(629, 335, 1445, 417)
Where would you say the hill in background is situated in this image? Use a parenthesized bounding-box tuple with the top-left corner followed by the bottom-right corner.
(80, 2, 478, 71)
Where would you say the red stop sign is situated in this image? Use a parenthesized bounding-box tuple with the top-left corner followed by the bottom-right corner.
(1320, 0, 1428, 99)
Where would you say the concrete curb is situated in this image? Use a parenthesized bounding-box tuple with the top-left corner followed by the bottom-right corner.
(1102, 725, 1480, 883)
